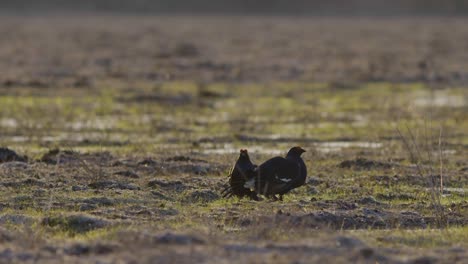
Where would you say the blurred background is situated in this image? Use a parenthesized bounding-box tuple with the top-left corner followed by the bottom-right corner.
(2, 0, 468, 15)
(0, 0, 467, 153)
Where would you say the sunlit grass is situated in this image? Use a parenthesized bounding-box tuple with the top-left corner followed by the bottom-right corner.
(353, 226, 468, 248)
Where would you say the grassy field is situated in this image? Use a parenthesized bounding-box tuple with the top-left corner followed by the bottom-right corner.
(0, 15, 466, 263)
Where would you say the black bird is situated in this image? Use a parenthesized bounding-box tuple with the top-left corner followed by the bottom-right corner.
(245, 146, 307, 200)
(222, 149, 259, 200)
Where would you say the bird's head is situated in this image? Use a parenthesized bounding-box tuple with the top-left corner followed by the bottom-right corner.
(239, 149, 249, 158)
(287, 146, 306, 157)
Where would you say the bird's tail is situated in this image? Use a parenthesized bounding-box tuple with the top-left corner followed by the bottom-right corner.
(221, 185, 233, 198)
(221, 178, 250, 198)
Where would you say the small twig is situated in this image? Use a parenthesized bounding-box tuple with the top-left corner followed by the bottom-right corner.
(397, 124, 446, 228)
(438, 127, 444, 194)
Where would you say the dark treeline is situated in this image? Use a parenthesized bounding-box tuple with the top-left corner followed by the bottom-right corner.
(1, 0, 468, 15)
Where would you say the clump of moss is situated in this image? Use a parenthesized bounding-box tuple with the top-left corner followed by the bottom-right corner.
(42, 214, 109, 234)
(181, 190, 219, 204)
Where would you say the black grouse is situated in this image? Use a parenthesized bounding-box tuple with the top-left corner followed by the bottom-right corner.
(245, 146, 307, 200)
(222, 149, 259, 200)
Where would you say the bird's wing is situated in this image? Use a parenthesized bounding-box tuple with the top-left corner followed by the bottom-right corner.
(227, 165, 235, 178)
(256, 157, 302, 195)
(234, 161, 257, 181)
(260, 157, 299, 184)
(275, 163, 303, 195)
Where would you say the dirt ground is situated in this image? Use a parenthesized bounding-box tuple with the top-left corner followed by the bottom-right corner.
(0, 15, 467, 263)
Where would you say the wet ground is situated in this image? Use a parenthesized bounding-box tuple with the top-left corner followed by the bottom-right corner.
(0, 15, 467, 263)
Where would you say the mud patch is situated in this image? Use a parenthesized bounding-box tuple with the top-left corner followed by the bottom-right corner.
(88, 180, 139, 190)
(138, 156, 227, 176)
(0, 148, 27, 163)
(312, 200, 359, 210)
(0, 161, 29, 170)
(42, 214, 109, 233)
(167, 163, 225, 175)
(137, 158, 159, 166)
(0, 214, 34, 226)
(81, 197, 115, 206)
(182, 190, 219, 203)
(163, 161, 227, 176)
(2, 178, 48, 188)
(335, 236, 366, 248)
(0, 248, 35, 263)
(357, 196, 383, 205)
(165, 155, 207, 163)
(153, 232, 205, 245)
(0, 228, 13, 243)
(64, 243, 117, 256)
(173, 42, 199, 58)
(119, 93, 193, 106)
(40, 149, 78, 164)
(266, 209, 430, 230)
(339, 158, 396, 170)
(113, 170, 139, 179)
(125, 205, 178, 218)
(376, 193, 416, 201)
(148, 179, 186, 192)
(151, 190, 172, 200)
(40, 149, 113, 166)
(71, 185, 88, 191)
